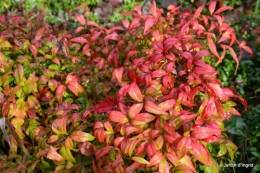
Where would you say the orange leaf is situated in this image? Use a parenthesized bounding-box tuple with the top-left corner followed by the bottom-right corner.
(70, 131, 95, 142)
(56, 85, 66, 104)
(68, 82, 86, 97)
(35, 27, 45, 41)
(132, 113, 156, 123)
(191, 138, 213, 166)
(158, 99, 176, 111)
(147, 151, 164, 167)
(46, 146, 64, 162)
(112, 67, 124, 83)
(128, 103, 143, 119)
(128, 82, 143, 102)
(144, 100, 167, 115)
(29, 45, 37, 58)
(109, 111, 128, 124)
(191, 127, 221, 139)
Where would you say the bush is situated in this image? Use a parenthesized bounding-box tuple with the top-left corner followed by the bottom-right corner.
(0, 1, 252, 172)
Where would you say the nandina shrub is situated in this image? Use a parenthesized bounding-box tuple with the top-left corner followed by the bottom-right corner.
(72, 1, 252, 172)
(0, 11, 100, 172)
(0, 1, 252, 173)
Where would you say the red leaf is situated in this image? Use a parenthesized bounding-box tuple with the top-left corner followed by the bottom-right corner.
(52, 116, 68, 134)
(109, 111, 128, 124)
(68, 82, 86, 97)
(144, 100, 167, 115)
(127, 50, 139, 59)
(104, 33, 118, 43)
(70, 131, 95, 142)
(191, 138, 213, 165)
(29, 45, 37, 58)
(132, 113, 156, 124)
(91, 31, 103, 42)
(177, 137, 191, 158)
(86, 21, 99, 28)
(128, 103, 143, 119)
(207, 34, 220, 59)
(95, 146, 115, 160)
(35, 27, 45, 41)
(76, 14, 86, 25)
(56, 85, 66, 104)
(227, 46, 239, 74)
(94, 101, 115, 113)
(159, 159, 170, 173)
(191, 126, 221, 139)
(79, 142, 95, 156)
(129, 17, 141, 30)
(194, 4, 205, 18)
(136, 141, 149, 156)
(218, 30, 231, 44)
(214, 6, 233, 14)
(154, 42, 163, 52)
(147, 151, 164, 167)
(163, 37, 178, 52)
(66, 73, 80, 84)
(209, 1, 217, 15)
(114, 137, 124, 147)
(2, 101, 10, 117)
(48, 135, 59, 143)
(128, 82, 143, 102)
(112, 67, 124, 83)
(70, 37, 88, 43)
(150, 0, 157, 17)
(223, 88, 247, 109)
(158, 99, 176, 111)
(165, 152, 178, 166)
(122, 20, 130, 28)
(151, 70, 167, 78)
(207, 83, 229, 101)
(144, 17, 155, 35)
(195, 50, 210, 58)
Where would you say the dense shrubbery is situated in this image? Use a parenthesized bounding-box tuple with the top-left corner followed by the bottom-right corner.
(0, 1, 255, 172)
(216, 13, 260, 173)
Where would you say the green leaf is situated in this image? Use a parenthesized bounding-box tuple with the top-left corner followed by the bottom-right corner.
(204, 159, 219, 173)
(217, 144, 227, 157)
(251, 152, 260, 158)
(23, 40, 31, 49)
(48, 64, 60, 71)
(225, 141, 237, 161)
(60, 145, 76, 162)
(132, 157, 150, 164)
(253, 164, 260, 171)
(3, 75, 14, 87)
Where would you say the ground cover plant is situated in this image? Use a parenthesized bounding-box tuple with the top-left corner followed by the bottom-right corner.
(0, 0, 253, 172)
